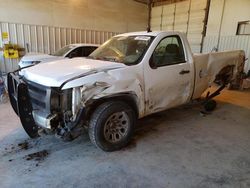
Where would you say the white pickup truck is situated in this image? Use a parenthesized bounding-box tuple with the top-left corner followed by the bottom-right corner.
(8, 31, 245, 151)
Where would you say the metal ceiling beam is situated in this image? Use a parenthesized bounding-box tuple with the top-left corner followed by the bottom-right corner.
(147, 0, 152, 32)
(134, 0, 187, 6)
(134, 0, 148, 4)
(152, 0, 187, 6)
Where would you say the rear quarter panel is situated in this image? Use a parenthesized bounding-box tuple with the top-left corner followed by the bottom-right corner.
(192, 50, 245, 99)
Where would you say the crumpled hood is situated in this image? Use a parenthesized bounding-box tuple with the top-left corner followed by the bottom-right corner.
(22, 58, 125, 87)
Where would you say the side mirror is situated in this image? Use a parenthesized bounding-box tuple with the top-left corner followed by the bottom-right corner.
(149, 56, 157, 69)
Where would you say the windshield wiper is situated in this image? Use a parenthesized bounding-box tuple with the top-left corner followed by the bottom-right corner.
(86, 56, 120, 63)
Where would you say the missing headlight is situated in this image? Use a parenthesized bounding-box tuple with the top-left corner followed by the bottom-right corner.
(50, 88, 72, 113)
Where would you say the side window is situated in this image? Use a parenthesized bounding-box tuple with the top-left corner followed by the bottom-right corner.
(82, 46, 98, 56)
(151, 35, 185, 67)
(67, 47, 83, 58)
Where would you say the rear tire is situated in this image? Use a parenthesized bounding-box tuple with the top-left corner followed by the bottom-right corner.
(88, 101, 135, 151)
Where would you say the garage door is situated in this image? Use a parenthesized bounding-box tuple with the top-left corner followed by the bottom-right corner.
(151, 0, 208, 53)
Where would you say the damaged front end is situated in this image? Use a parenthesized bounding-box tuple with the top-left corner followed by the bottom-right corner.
(55, 82, 110, 140)
(7, 71, 111, 140)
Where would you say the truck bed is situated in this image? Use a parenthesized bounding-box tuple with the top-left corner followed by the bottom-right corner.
(192, 50, 245, 99)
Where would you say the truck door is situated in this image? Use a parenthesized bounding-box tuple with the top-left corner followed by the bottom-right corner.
(144, 35, 194, 114)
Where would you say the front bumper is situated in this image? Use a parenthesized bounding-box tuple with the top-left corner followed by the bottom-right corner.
(8, 72, 86, 139)
(8, 72, 59, 135)
(7, 72, 39, 137)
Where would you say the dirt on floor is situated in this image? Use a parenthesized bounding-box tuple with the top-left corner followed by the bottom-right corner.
(0, 88, 250, 188)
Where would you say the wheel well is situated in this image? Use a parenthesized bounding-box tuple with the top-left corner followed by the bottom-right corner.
(214, 65, 235, 85)
(85, 94, 139, 121)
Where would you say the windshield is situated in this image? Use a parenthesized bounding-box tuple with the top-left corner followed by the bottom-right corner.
(89, 35, 153, 65)
(52, 45, 75, 56)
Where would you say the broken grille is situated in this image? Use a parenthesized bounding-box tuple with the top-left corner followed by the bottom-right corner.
(26, 80, 51, 113)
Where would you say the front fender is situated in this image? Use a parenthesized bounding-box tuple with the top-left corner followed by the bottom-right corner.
(83, 78, 144, 118)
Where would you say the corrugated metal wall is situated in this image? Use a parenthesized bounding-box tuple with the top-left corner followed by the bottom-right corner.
(151, 0, 208, 53)
(0, 22, 119, 73)
(203, 35, 250, 73)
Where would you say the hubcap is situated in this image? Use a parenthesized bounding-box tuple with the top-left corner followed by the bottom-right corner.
(104, 111, 129, 143)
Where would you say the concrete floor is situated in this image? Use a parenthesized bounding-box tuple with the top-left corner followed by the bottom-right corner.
(0, 88, 250, 188)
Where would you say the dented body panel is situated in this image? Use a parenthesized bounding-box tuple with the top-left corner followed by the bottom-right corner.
(8, 31, 245, 132)
(142, 32, 195, 114)
(192, 50, 245, 99)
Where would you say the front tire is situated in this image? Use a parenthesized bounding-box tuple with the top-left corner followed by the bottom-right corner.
(88, 101, 135, 151)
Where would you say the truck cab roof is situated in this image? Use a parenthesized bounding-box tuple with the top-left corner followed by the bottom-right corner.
(70, 43, 100, 47)
(116, 31, 185, 37)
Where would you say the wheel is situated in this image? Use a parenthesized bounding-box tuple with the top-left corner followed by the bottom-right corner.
(88, 101, 135, 151)
(204, 99, 217, 112)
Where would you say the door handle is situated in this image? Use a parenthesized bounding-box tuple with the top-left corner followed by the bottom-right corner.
(179, 70, 190, 75)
